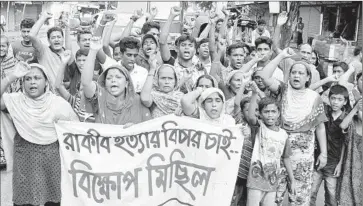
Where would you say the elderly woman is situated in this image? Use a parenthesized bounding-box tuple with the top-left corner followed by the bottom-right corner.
(141, 62, 184, 118)
(259, 48, 328, 206)
(0, 62, 78, 206)
(181, 87, 235, 126)
(81, 37, 151, 125)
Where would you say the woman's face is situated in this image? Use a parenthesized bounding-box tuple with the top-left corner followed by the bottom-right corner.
(158, 66, 176, 93)
(230, 72, 244, 93)
(310, 52, 317, 65)
(105, 68, 127, 97)
(197, 77, 213, 90)
(203, 92, 224, 119)
(289, 64, 310, 90)
(24, 67, 47, 98)
(333, 66, 345, 78)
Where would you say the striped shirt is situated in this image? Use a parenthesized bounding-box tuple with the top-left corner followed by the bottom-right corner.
(67, 93, 95, 123)
(238, 122, 258, 179)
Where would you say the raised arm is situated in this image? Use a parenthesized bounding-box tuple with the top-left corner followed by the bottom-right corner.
(160, 7, 181, 62)
(219, 7, 229, 39)
(29, 12, 53, 54)
(247, 87, 258, 125)
(273, 12, 288, 51)
(147, 7, 158, 22)
(240, 53, 264, 73)
(93, 11, 114, 38)
(310, 74, 338, 91)
(55, 50, 73, 101)
(261, 48, 293, 92)
(338, 63, 355, 86)
(340, 99, 362, 130)
(140, 54, 158, 107)
(181, 87, 203, 116)
(81, 37, 101, 98)
(1, 62, 31, 110)
(103, 18, 117, 57)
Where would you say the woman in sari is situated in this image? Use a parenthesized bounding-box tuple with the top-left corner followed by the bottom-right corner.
(0, 62, 78, 206)
(181, 87, 235, 126)
(260, 48, 328, 206)
(337, 72, 362, 206)
(141, 62, 183, 118)
(81, 37, 151, 125)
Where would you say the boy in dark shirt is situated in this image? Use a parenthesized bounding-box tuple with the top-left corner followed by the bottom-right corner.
(310, 85, 351, 206)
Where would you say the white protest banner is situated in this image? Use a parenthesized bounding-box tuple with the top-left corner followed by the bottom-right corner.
(55, 115, 244, 206)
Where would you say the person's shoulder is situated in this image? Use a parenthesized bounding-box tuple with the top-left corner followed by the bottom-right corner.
(134, 64, 148, 73)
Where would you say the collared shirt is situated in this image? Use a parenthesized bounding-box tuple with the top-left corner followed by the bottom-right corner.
(174, 57, 207, 93)
(100, 55, 148, 93)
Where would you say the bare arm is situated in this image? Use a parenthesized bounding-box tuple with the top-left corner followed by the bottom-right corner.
(340, 101, 360, 130)
(338, 64, 355, 85)
(160, 7, 181, 62)
(81, 37, 101, 98)
(103, 19, 117, 57)
(247, 91, 258, 125)
(316, 122, 328, 170)
(29, 12, 52, 55)
(181, 88, 203, 116)
(283, 157, 296, 194)
(55, 55, 72, 101)
(219, 9, 229, 39)
(310, 75, 337, 91)
(140, 57, 157, 108)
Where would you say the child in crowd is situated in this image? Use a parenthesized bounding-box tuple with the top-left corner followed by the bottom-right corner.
(246, 83, 295, 206)
(310, 85, 351, 206)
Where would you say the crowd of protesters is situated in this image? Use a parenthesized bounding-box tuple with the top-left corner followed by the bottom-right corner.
(0, 5, 362, 206)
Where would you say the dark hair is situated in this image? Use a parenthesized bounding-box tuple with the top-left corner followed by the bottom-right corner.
(216, 18, 224, 24)
(353, 46, 362, 56)
(357, 72, 362, 81)
(290, 61, 312, 88)
(77, 30, 92, 42)
(0, 35, 9, 46)
(119, 37, 141, 53)
(141, 21, 160, 35)
(257, 19, 266, 25)
(20, 18, 35, 29)
(75, 49, 89, 58)
(255, 37, 273, 49)
(311, 50, 319, 67)
(240, 97, 251, 111)
(227, 43, 246, 56)
(175, 34, 197, 48)
(333, 61, 349, 72)
(258, 97, 280, 112)
(47, 27, 64, 39)
(197, 38, 209, 50)
(329, 84, 351, 111)
(195, 75, 216, 88)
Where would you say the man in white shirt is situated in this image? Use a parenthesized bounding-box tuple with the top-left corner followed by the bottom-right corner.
(251, 19, 271, 47)
(99, 37, 148, 93)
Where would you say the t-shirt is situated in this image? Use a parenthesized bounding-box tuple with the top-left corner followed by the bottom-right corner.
(100, 56, 148, 93)
(12, 40, 38, 63)
(247, 121, 292, 192)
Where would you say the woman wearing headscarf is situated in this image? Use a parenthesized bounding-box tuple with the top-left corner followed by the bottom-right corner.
(0, 62, 79, 206)
(181, 87, 235, 126)
(259, 48, 328, 206)
(141, 62, 183, 118)
(82, 37, 151, 125)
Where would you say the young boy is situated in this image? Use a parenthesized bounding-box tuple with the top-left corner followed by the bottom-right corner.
(246, 84, 296, 206)
(12, 18, 38, 63)
(310, 84, 350, 206)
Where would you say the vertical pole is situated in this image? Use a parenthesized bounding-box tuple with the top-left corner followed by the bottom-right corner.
(6, 1, 10, 32)
(22, 3, 26, 20)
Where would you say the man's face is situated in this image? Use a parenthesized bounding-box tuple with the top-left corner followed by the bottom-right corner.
(143, 38, 157, 57)
(113, 46, 122, 62)
(146, 28, 160, 40)
(256, 43, 271, 62)
(258, 24, 265, 32)
(78, 33, 92, 50)
(0, 38, 9, 57)
(177, 40, 196, 61)
(48, 31, 64, 52)
(21, 27, 31, 42)
(300, 44, 312, 62)
(121, 48, 139, 71)
(75, 55, 87, 72)
(198, 42, 209, 58)
(227, 19, 233, 27)
(228, 48, 245, 69)
(216, 21, 223, 32)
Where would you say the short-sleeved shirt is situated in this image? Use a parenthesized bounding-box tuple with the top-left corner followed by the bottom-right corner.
(100, 56, 148, 93)
(12, 41, 38, 63)
(314, 104, 349, 176)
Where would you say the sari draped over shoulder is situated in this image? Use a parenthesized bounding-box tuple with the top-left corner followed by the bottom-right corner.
(150, 64, 184, 118)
